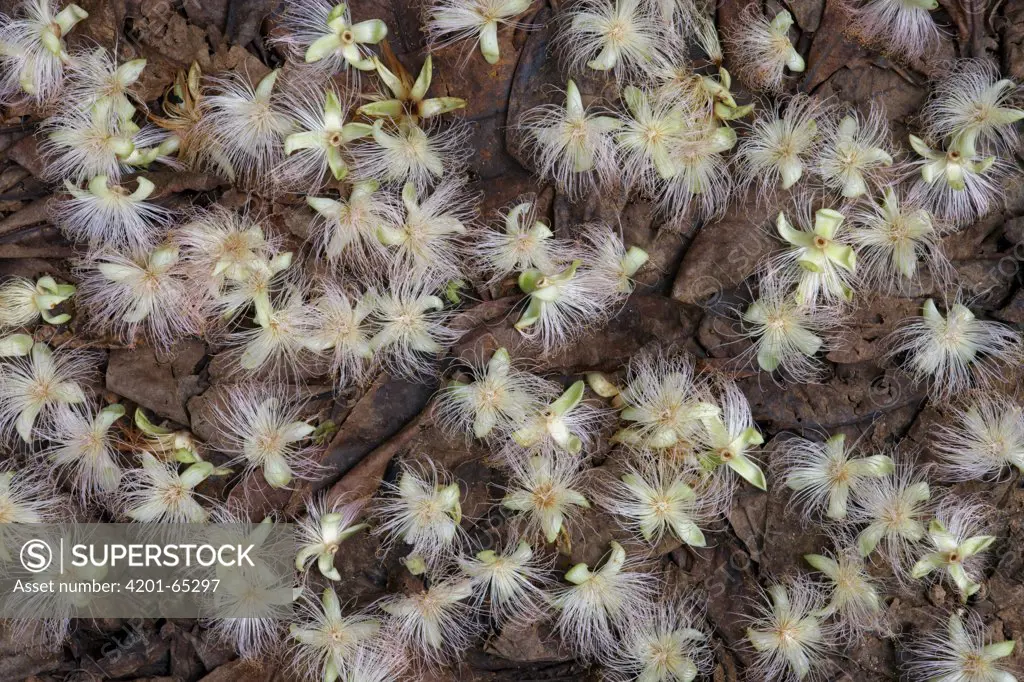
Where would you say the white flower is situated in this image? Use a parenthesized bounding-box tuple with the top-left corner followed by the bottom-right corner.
(848, 0, 939, 61)
(510, 379, 606, 456)
(579, 223, 649, 296)
(885, 297, 1021, 399)
(736, 94, 820, 197)
(175, 205, 283, 287)
(307, 180, 397, 268)
(62, 47, 145, 120)
(803, 530, 886, 639)
(296, 496, 369, 580)
(744, 579, 834, 681)
(910, 498, 995, 601)
(309, 281, 375, 382)
(0, 468, 61, 561)
(0, 275, 75, 327)
(775, 433, 894, 520)
(199, 69, 293, 188)
(76, 244, 199, 350)
(903, 611, 1017, 682)
(501, 453, 590, 543)
(203, 562, 299, 660)
(368, 272, 460, 379)
(39, 403, 125, 500)
(771, 206, 858, 306)
(376, 179, 474, 280)
(848, 186, 949, 294)
(728, 9, 804, 93)
(472, 200, 570, 284)
(208, 384, 320, 489)
(518, 79, 622, 199)
(923, 59, 1024, 154)
(57, 175, 170, 254)
(434, 346, 553, 440)
(600, 455, 728, 547)
(551, 541, 657, 660)
(613, 85, 691, 192)
(608, 594, 713, 682)
(554, 0, 669, 82)
(425, 0, 533, 63)
(289, 588, 380, 681)
(908, 133, 1005, 227)
(355, 118, 470, 192)
(697, 379, 766, 490)
(514, 260, 612, 350)
(458, 539, 551, 625)
(374, 461, 464, 567)
(813, 107, 896, 199)
(656, 117, 737, 223)
(274, 0, 387, 73)
(226, 286, 325, 376)
(377, 577, 478, 666)
(120, 453, 216, 522)
(932, 392, 1024, 481)
(741, 268, 844, 383)
(612, 349, 719, 451)
(0, 341, 93, 442)
(278, 87, 372, 190)
(0, 0, 88, 103)
(847, 455, 931, 572)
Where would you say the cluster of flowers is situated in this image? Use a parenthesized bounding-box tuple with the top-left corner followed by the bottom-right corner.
(745, 389, 1023, 681)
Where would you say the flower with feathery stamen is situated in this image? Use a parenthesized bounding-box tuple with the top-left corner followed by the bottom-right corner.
(356, 118, 470, 192)
(77, 244, 199, 350)
(309, 282, 375, 382)
(307, 180, 397, 268)
(848, 186, 949, 293)
(0, 0, 88, 103)
(773, 207, 858, 306)
(0, 341, 93, 442)
(458, 539, 551, 625)
(199, 69, 293, 188)
(612, 350, 719, 450)
(775, 433, 894, 520)
(425, 0, 533, 64)
(804, 539, 886, 639)
(501, 453, 590, 543)
(579, 223, 649, 296)
(227, 286, 325, 375)
(933, 393, 1024, 481)
(368, 272, 460, 379)
(511, 379, 606, 455)
(608, 594, 713, 682)
(744, 579, 834, 681)
(276, 0, 387, 72)
(741, 268, 844, 382)
(514, 260, 612, 350)
(296, 496, 369, 580)
(473, 200, 570, 284)
(40, 403, 124, 500)
(435, 347, 554, 440)
(923, 59, 1024, 154)
(885, 297, 1021, 399)
(600, 455, 729, 547)
(518, 80, 622, 198)
(359, 54, 466, 124)
(120, 453, 216, 523)
(376, 180, 474, 280)
(0, 468, 61, 561)
(289, 588, 380, 681)
(727, 9, 804, 93)
(613, 85, 691, 192)
(910, 499, 995, 601)
(656, 116, 737, 223)
(378, 577, 478, 667)
(847, 0, 939, 61)
(736, 94, 820, 196)
(555, 0, 669, 82)
(207, 252, 295, 325)
(374, 461, 463, 567)
(697, 379, 766, 489)
(62, 47, 145, 121)
(847, 455, 931, 571)
(552, 541, 658, 660)
(814, 107, 896, 199)
(39, 99, 142, 182)
(208, 385, 321, 489)
(903, 611, 1017, 682)
(58, 175, 170, 253)
(0, 275, 74, 327)
(908, 133, 1004, 227)
(279, 87, 372, 189)
(174, 205, 283, 287)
